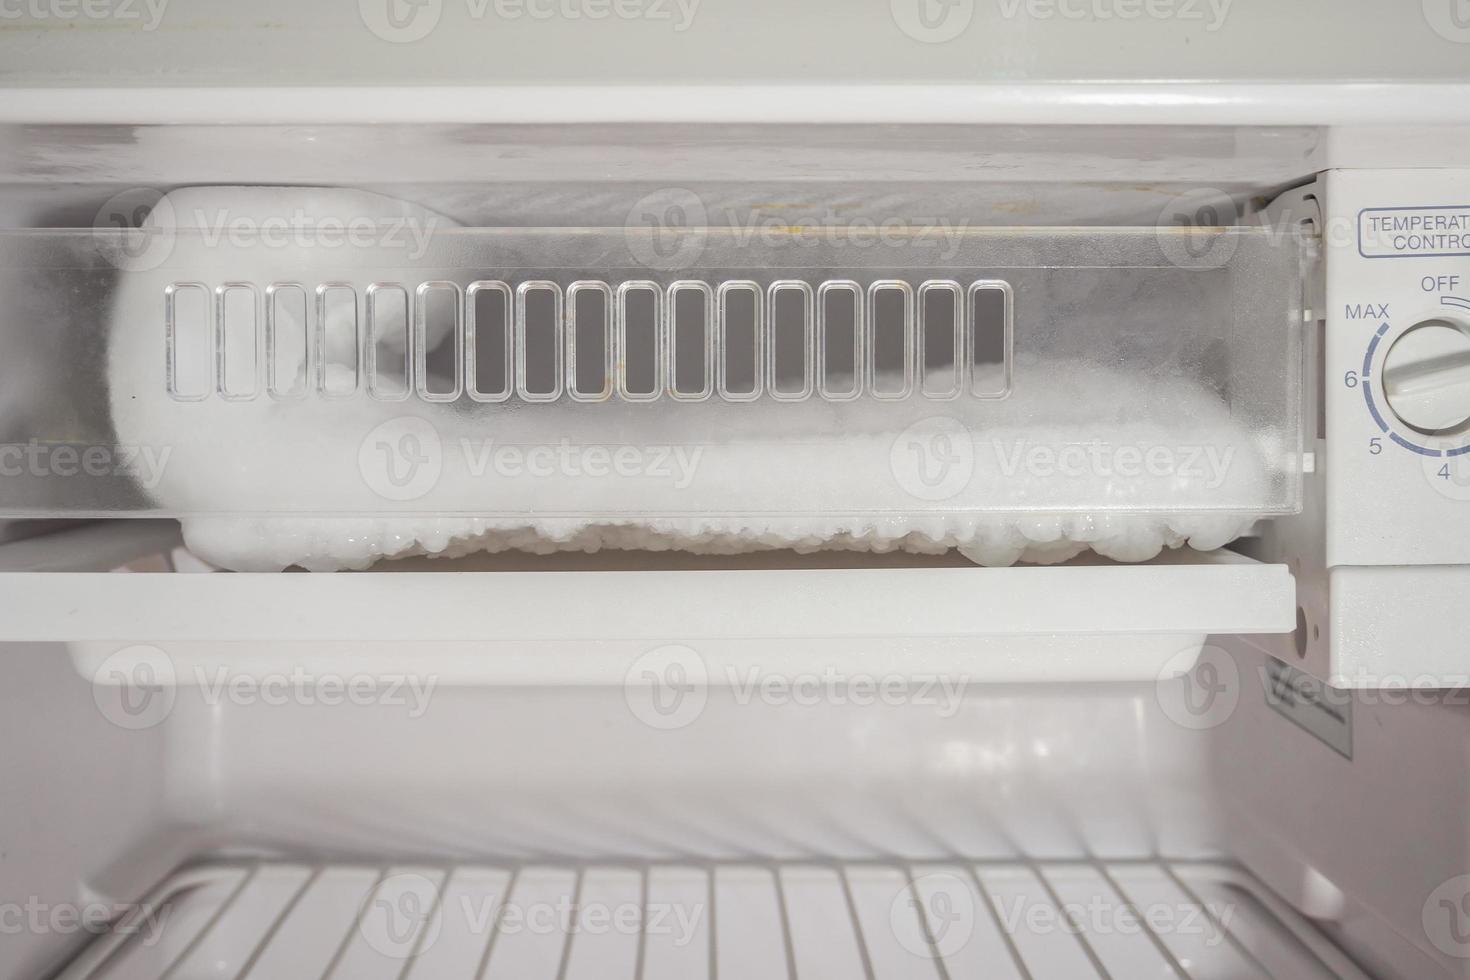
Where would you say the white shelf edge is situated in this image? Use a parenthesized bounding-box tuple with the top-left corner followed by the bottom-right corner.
(0, 551, 1296, 643)
(6, 83, 1470, 126)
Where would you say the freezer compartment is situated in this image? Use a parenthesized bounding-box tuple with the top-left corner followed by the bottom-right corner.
(0, 183, 1306, 570)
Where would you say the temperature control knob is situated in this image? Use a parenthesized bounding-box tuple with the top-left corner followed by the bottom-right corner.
(1381, 317, 1470, 435)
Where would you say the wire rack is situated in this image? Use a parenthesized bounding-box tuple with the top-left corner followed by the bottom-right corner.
(57, 859, 1369, 980)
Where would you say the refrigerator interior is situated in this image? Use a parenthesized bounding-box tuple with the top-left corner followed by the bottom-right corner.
(0, 118, 1467, 980)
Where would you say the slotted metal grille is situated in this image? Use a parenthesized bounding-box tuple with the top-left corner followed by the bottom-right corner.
(162, 278, 1014, 405)
(58, 860, 1367, 980)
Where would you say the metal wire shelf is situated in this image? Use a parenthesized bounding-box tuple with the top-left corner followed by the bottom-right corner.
(57, 858, 1368, 980)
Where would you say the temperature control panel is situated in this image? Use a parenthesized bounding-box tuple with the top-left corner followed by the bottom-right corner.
(1327, 170, 1470, 570)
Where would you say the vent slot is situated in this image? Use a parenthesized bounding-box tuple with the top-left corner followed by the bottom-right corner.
(165, 283, 212, 401)
(767, 281, 814, 401)
(467, 281, 512, 403)
(919, 280, 963, 400)
(818, 280, 862, 401)
(417, 282, 463, 403)
(669, 281, 714, 401)
(617, 281, 663, 402)
(216, 284, 259, 401)
(867, 281, 913, 401)
(366, 284, 410, 401)
(266, 284, 309, 401)
(568, 281, 613, 402)
(970, 280, 1013, 398)
(718, 281, 762, 402)
(315, 284, 359, 399)
(516, 282, 563, 402)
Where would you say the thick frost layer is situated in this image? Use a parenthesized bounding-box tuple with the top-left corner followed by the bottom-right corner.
(106, 187, 1279, 572)
(179, 510, 1260, 573)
